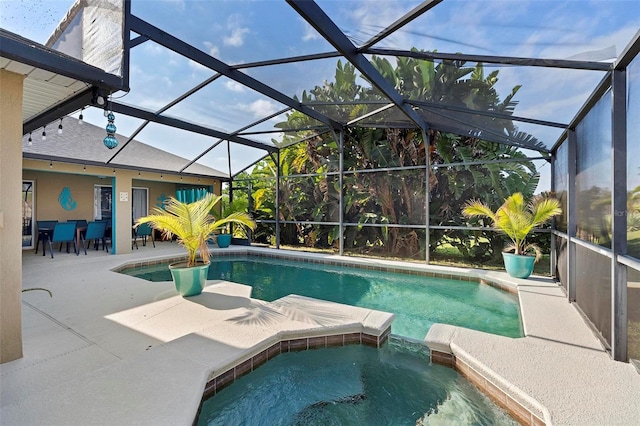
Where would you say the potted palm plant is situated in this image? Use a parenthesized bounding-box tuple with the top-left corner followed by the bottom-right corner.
(136, 193, 255, 296)
(222, 194, 252, 246)
(462, 192, 561, 279)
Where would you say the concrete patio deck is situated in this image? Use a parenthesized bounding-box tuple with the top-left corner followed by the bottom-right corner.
(1, 242, 639, 425)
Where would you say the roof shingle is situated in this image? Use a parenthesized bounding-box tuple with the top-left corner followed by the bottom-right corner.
(22, 116, 227, 178)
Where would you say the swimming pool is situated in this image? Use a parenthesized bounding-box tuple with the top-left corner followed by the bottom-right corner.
(122, 254, 522, 340)
(196, 338, 517, 425)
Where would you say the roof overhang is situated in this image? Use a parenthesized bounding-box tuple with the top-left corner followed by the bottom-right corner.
(0, 28, 126, 135)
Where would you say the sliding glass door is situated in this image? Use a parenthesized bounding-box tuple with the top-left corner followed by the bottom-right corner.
(22, 181, 34, 248)
(94, 185, 113, 221)
(132, 187, 148, 221)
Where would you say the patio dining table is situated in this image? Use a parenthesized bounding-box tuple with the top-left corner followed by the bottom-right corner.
(35, 223, 86, 256)
(76, 226, 87, 250)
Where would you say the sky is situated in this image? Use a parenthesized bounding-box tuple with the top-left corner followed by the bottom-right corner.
(2, 0, 639, 187)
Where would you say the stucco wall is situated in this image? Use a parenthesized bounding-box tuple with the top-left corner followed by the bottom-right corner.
(23, 168, 218, 223)
(22, 160, 220, 254)
(134, 179, 180, 213)
(22, 170, 106, 222)
(19, 170, 190, 223)
(0, 70, 24, 363)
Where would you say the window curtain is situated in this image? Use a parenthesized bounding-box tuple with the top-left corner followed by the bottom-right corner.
(176, 187, 209, 203)
(132, 188, 148, 220)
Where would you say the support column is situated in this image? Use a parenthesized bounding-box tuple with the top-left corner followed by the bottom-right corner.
(275, 151, 280, 249)
(247, 181, 253, 241)
(611, 69, 628, 361)
(338, 130, 344, 256)
(0, 69, 25, 363)
(550, 156, 557, 276)
(113, 172, 133, 254)
(422, 129, 430, 264)
(567, 130, 577, 303)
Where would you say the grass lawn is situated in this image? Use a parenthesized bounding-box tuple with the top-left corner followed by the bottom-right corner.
(628, 230, 640, 259)
(273, 241, 553, 277)
(430, 242, 552, 276)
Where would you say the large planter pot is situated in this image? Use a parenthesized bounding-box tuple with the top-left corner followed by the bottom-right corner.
(169, 262, 210, 296)
(216, 234, 232, 248)
(502, 252, 535, 279)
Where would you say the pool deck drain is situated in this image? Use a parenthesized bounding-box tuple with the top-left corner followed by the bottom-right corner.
(2, 244, 640, 425)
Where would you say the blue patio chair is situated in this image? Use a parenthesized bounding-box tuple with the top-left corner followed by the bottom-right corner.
(96, 219, 112, 250)
(135, 222, 155, 248)
(67, 219, 88, 248)
(35, 220, 58, 255)
(81, 221, 108, 255)
(46, 222, 78, 258)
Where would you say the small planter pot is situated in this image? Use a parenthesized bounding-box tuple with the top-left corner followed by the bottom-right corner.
(216, 234, 232, 248)
(169, 262, 210, 297)
(502, 252, 535, 279)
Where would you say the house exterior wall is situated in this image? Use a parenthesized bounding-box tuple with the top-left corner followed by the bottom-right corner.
(134, 179, 182, 212)
(22, 158, 220, 254)
(22, 170, 106, 222)
(0, 69, 25, 363)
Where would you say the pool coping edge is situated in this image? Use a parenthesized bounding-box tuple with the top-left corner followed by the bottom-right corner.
(426, 326, 549, 426)
(112, 246, 524, 296)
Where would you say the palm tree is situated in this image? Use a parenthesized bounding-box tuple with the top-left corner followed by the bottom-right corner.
(462, 192, 561, 261)
(136, 193, 255, 267)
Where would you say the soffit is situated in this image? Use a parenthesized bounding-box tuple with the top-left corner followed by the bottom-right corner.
(0, 57, 90, 122)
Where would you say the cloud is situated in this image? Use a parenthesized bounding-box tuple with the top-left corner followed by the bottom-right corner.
(240, 99, 279, 118)
(225, 81, 246, 93)
(224, 27, 250, 47)
(301, 19, 320, 41)
(348, 2, 404, 46)
(203, 41, 220, 58)
(223, 14, 250, 47)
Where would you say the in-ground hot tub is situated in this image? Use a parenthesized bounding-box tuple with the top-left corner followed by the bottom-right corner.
(196, 337, 517, 425)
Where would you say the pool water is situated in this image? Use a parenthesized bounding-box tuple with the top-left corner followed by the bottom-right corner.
(196, 339, 517, 426)
(124, 255, 522, 340)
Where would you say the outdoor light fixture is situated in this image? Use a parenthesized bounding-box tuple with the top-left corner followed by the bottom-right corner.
(93, 92, 106, 107)
(83, 165, 86, 171)
(113, 169, 116, 174)
(28, 133, 32, 146)
(49, 161, 53, 168)
(41, 127, 46, 141)
(78, 108, 84, 124)
(58, 119, 63, 135)
(103, 111, 118, 149)
(138, 171, 141, 177)
(160, 174, 163, 180)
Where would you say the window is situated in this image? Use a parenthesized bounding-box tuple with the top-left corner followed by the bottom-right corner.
(94, 185, 112, 221)
(132, 187, 148, 221)
(22, 180, 34, 248)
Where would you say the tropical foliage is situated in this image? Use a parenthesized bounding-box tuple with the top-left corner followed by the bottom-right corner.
(136, 193, 256, 267)
(236, 52, 548, 263)
(462, 192, 561, 261)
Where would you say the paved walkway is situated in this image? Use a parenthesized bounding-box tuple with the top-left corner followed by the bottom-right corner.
(426, 273, 640, 425)
(1, 243, 639, 425)
(1, 243, 393, 425)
